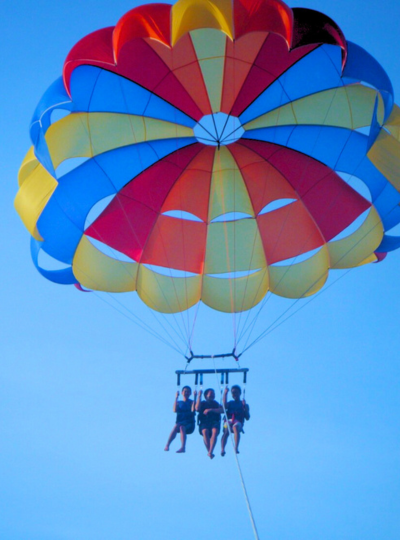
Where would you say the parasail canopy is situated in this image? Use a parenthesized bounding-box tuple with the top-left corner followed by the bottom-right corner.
(16, 0, 400, 317)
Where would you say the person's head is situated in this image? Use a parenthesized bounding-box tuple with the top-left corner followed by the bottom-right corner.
(231, 385, 242, 400)
(204, 388, 215, 401)
(182, 386, 192, 398)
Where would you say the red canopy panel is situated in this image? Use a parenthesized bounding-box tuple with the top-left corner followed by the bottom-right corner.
(118, 144, 203, 212)
(233, 0, 294, 44)
(229, 143, 298, 214)
(112, 38, 204, 120)
(161, 146, 215, 222)
(141, 215, 207, 273)
(146, 34, 213, 116)
(221, 32, 268, 114)
(85, 196, 158, 262)
(113, 3, 172, 58)
(240, 140, 371, 241)
(230, 33, 318, 117)
(85, 145, 203, 262)
(257, 201, 325, 264)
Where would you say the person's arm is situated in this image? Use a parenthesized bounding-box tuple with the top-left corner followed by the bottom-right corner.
(173, 391, 179, 413)
(195, 390, 202, 411)
(204, 403, 224, 415)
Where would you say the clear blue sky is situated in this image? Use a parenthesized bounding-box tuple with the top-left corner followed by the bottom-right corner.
(1, 1, 400, 539)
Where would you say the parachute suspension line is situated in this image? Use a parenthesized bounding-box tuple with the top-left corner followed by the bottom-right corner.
(241, 199, 397, 354)
(89, 289, 185, 355)
(211, 356, 260, 540)
(188, 300, 202, 353)
(65, 238, 188, 354)
(243, 268, 354, 352)
(237, 161, 371, 352)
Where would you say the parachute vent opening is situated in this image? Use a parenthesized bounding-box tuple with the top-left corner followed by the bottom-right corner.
(162, 210, 203, 222)
(271, 247, 323, 267)
(258, 198, 297, 215)
(56, 157, 90, 179)
(194, 113, 244, 146)
(330, 208, 371, 241)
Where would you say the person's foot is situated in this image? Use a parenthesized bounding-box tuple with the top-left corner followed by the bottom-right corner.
(164, 446, 169, 451)
(221, 451, 226, 457)
(208, 452, 215, 459)
(176, 448, 185, 453)
(235, 449, 240, 454)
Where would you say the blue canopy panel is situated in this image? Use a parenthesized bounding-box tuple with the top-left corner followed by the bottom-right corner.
(69, 66, 196, 127)
(239, 44, 344, 125)
(343, 41, 394, 123)
(243, 125, 400, 232)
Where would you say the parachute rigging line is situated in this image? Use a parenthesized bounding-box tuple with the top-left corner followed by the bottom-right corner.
(88, 289, 186, 355)
(240, 200, 399, 354)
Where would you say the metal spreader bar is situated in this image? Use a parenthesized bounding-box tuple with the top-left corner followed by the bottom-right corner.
(185, 349, 241, 363)
(176, 368, 249, 387)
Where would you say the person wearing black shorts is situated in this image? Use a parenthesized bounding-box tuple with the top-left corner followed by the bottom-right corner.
(164, 386, 196, 453)
(196, 388, 223, 459)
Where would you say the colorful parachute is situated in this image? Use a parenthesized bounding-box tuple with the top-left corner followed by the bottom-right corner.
(16, 0, 400, 316)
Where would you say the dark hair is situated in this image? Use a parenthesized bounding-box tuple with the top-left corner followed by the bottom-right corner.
(204, 388, 215, 398)
(231, 385, 242, 394)
(182, 386, 191, 393)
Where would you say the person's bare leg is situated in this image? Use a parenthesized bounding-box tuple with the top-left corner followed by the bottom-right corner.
(176, 426, 187, 453)
(221, 429, 229, 456)
(233, 423, 242, 453)
(208, 427, 219, 459)
(164, 425, 179, 451)
(202, 429, 210, 453)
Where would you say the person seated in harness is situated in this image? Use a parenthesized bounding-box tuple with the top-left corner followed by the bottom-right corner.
(221, 385, 250, 456)
(196, 388, 223, 460)
(164, 386, 196, 453)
